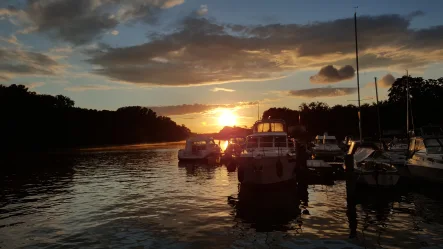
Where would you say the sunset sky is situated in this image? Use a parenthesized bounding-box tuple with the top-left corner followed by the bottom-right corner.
(1, 0, 443, 132)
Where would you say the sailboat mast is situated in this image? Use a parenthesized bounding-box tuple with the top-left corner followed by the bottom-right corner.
(354, 11, 362, 142)
(406, 70, 409, 134)
(375, 77, 381, 141)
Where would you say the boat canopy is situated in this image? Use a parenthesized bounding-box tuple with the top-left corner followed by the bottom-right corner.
(253, 119, 286, 133)
(184, 136, 216, 152)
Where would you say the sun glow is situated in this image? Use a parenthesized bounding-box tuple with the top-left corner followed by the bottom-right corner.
(218, 109, 237, 127)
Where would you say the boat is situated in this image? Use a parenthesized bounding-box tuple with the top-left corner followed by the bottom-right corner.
(349, 141, 400, 187)
(178, 136, 221, 161)
(221, 136, 245, 161)
(406, 126, 443, 183)
(236, 119, 296, 187)
(312, 133, 343, 161)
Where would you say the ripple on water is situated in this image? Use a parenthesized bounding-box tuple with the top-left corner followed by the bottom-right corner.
(1, 147, 443, 248)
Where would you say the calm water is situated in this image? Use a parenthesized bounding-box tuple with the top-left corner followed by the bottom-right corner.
(1, 144, 443, 249)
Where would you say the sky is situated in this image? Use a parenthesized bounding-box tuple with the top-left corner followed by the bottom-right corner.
(1, 0, 443, 133)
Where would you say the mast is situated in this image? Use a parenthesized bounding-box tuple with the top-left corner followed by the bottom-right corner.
(375, 77, 382, 141)
(406, 70, 409, 134)
(354, 11, 362, 142)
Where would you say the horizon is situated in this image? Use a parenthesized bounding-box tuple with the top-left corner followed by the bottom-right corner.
(1, 0, 443, 133)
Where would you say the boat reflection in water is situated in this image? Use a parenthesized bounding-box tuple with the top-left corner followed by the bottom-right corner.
(228, 184, 302, 232)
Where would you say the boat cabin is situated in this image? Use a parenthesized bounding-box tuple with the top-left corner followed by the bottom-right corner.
(184, 137, 218, 154)
(252, 119, 286, 133)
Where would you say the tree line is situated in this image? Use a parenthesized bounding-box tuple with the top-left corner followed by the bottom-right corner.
(0, 84, 191, 152)
(262, 76, 443, 140)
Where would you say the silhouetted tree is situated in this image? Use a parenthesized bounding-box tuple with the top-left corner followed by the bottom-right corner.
(0, 84, 191, 153)
(262, 77, 443, 140)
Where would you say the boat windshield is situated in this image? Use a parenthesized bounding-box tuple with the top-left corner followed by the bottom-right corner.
(424, 138, 443, 154)
(255, 122, 284, 132)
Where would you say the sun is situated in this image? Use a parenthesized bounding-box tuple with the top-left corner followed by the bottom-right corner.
(218, 109, 237, 127)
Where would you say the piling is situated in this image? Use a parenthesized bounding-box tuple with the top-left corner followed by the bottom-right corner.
(345, 154, 357, 238)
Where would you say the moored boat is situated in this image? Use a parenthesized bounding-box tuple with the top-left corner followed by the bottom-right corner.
(178, 136, 221, 161)
(406, 126, 443, 183)
(237, 119, 296, 187)
(312, 133, 343, 161)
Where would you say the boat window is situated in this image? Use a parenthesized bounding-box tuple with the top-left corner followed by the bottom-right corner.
(275, 136, 287, 147)
(260, 136, 273, 147)
(424, 139, 443, 154)
(255, 122, 284, 132)
(247, 137, 258, 148)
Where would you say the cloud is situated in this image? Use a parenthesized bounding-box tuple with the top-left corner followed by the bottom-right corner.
(211, 87, 235, 92)
(49, 46, 73, 54)
(378, 73, 396, 88)
(1, 0, 185, 45)
(111, 30, 119, 36)
(0, 48, 62, 80)
(25, 82, 45, 89)
(87, 13, 443, 86)
(310, 65, 355, 84)
(64, 84, 127, 92)
(148, 101, 259, 116)
(196, 5, 208, 16)
(288, 87, 357, 98)
(0, 35, 19, 46)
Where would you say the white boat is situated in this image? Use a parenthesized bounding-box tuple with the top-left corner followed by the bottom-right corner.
(312, 133, 343, 160)
(353, 147, 400, 187)
(406, 126, 443, 183)
(178, 136, 221, 161)
(237, 119, 296, 186)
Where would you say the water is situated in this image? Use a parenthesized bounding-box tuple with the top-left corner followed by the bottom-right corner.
(1, 144, 443, 249)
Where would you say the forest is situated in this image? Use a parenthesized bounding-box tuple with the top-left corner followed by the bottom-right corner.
(0, 84, 191, 152)
(262, 76, 443, 140)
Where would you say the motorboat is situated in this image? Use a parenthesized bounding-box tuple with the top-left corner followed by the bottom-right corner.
(406, 126, 443, 183)
(237, 119, 296, 187)
(312, 133, 343, 160)
(178, 136, 221, 161)
(222, 136, 245, 161)
(352, 146, 400, 187)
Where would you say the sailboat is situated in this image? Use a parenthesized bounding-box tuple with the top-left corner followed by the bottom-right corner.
(351, 13, 400, 187)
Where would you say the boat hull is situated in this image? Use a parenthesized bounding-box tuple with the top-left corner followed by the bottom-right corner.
(237, 156, 296, 186)
(355, 171, 400, 187)
(407, 164, 443, 183)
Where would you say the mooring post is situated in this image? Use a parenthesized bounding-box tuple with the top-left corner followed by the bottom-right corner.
(345, 154, 357, 238)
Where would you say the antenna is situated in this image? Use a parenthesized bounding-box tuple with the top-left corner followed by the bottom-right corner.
(257, 101, 260, 120)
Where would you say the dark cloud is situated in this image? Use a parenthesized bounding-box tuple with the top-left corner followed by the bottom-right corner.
(87, 12, 443, 86)
(148, 102, 258, 116)
(310, 65, 355, 84)
(288, 87, 357, 98)
(378, 73, 396, 88)
(0, 48, 61, 80)
(1, 0, 184, 45)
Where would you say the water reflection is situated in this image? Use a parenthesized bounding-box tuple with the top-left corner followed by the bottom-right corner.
(229, 185, 301, 232)
(1, 148, 443, 248)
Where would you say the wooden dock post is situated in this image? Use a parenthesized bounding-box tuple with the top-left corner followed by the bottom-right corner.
(345, 154, 357, 238)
